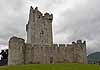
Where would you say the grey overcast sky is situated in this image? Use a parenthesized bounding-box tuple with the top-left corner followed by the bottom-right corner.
(0, 0, 100, 54)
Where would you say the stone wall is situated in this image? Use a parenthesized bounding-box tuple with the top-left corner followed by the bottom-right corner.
(24, 40, 87, 64)
(8, 36, 87, 65)
(8, 36, 25, 65)
(24, 44, 32, 64)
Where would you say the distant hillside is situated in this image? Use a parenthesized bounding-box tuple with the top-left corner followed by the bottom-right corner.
(87, 52, 100, 64)
(0, 64, 99, 70)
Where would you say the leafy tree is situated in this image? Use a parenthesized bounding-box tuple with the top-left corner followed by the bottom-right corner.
(0, 49, 8, 60)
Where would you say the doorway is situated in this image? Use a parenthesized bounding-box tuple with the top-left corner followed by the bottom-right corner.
(50, 57, 53, 64)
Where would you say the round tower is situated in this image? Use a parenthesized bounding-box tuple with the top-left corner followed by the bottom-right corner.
(8, 36, 25, 65)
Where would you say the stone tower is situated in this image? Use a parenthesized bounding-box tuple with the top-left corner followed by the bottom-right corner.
(8, 37, 25, 65)
(26, 6, 53, 45)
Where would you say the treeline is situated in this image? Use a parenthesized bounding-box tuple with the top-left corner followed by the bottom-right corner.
(0, 49, 8, 66)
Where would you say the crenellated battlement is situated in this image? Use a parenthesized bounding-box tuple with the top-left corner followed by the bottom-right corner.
(29, 6, 53, 22)
(71, 40, 86, 48)
(71, 40, 86, 45)
(76, 40, 86, 45)
(30, 6, 42, 16)
(43, 12, 53, 21)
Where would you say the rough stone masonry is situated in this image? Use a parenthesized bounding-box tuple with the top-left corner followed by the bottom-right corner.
(8, 6, 87, 65)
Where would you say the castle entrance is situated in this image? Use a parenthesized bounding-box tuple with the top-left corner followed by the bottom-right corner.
(50, 57, 53, 64)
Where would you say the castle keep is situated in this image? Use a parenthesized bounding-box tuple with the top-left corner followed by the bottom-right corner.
(8, 6, 87, 65)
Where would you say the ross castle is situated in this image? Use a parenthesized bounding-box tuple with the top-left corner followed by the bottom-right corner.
(8, 6, 87, 65)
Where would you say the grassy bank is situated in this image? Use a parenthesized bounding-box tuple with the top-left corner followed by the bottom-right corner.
(0, 63, 99, 70)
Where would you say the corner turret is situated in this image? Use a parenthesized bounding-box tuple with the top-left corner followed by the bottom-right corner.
(8, 36, 25, 65)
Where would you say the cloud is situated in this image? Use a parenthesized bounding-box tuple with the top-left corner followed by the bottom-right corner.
(0, 0, 27, 47)
(57, 0, 100, 54)
(0, 0, 100, 54)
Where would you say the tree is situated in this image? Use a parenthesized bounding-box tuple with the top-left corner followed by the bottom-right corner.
(0, 49, 8, 60)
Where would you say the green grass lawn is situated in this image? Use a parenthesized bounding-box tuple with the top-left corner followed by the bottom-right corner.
(0, 63, 99, 70)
